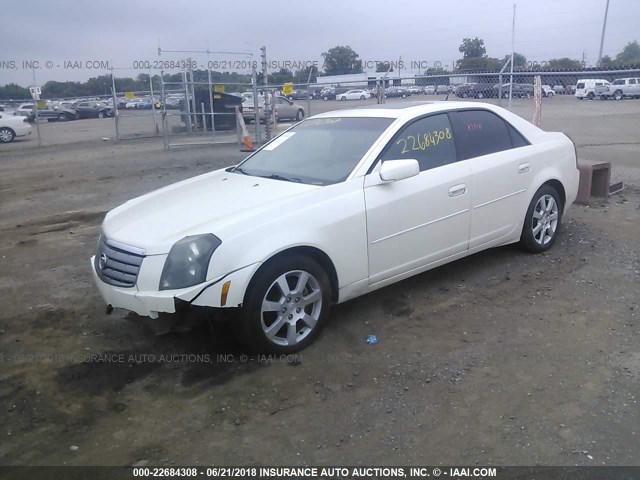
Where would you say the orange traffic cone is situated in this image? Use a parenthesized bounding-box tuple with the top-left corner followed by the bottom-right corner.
(235, 106, 255, 152)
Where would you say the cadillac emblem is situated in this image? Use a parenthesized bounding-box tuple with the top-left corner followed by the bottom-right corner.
(98, 252, 108, 270)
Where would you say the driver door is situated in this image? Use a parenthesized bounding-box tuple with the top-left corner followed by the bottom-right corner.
(364, 113, 471, 284)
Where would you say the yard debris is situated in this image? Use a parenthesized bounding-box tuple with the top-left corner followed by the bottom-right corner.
(366, 335, 378, 345)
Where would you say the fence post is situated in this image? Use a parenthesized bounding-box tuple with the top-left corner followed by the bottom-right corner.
(111, 69, 120, 141)
(207, 69, 215, 143)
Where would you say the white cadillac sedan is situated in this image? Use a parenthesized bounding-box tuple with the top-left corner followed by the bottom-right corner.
(0, 113, 32, 143)
(91, 102, 579, 353)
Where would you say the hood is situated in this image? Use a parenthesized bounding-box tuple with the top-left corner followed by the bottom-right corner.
(102, 168, 317, 255)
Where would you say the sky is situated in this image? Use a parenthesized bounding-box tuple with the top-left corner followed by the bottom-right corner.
(1, 0, 638, 86)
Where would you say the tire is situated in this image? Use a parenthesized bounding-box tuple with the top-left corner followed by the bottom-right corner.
(97, 111, 105, 119)
(340, 96, 346, 101)
(401, 93, 407, 98)
(359, 95, 365, 100)
(519, 184, 563, 253)
(587, 92, 595, 100)
(503, 92, 509, 99)
(578, 97, 583, 100)
(240, 254, 332, 353)
(295, 109, 304, 121)
(0, 127, 15, 143)
(613, 90, 623, 100)
(476, 92, 484, 99)
(58, 113, 69, 121)
(322, 96, 328, 101)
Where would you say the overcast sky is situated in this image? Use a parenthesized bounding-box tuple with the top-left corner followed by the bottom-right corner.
(1, 0, 638, 86)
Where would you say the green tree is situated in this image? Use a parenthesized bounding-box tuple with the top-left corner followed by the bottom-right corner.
(295, 66, 319, 84)
(0, 83, 30, 100)
(546, 58, 583, 70)
(321, 46, 363, 75)
(459, 37, 487, 58)
(268, 68, 294, 86)
(502, 52, 527, 69)
(376, 61, 393, 73)
(615, 40, 640, 64)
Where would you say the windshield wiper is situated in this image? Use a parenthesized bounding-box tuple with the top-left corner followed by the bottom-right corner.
(232, 165, 251, 175)
(260, 173, 302, 183)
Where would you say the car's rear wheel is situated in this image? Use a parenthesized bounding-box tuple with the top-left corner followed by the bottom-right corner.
(241, 254, 331, 353)
(519, 185, 562, 253)
(322, 96, 328, 101)
(360, 95, 365, 100)
(613, 90, 623, 100)
(295, 109, 304, 121)
(0, 127, 15, 143)
(340, 96, 346, 101)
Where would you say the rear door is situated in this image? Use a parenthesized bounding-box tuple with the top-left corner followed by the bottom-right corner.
(449, 109, 533, 250)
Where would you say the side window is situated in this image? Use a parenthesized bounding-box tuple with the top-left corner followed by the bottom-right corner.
(630, 79, 637, 85)
(449, 110, 514, 159)
(380, 113, 457, 172)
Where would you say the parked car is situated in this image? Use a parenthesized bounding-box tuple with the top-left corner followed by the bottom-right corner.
(72, 101, 114, 119)
(408, 86, 423, 95)
(0, 112, 32, 143)
(125, 98, 152, 109)
(424, 86, 436, 94)
(455, 83, 494, 99)
(242, 95, 305, 123)
(541, 85, 555, 97)
(385, 87, 411, 98)
(337, 89, 370, 101)
(435, 85, 451, 95)
(552, 85, 566, 94)
(91, 102, 579, 353)
(499, 83, 534, 99)
(575, 79, 611, 100)
(14, 102, 77, 122)
(608, 77, 640, 100)
(288, 89, 310, 100)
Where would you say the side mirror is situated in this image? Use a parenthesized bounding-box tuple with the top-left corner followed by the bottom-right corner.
(380, 159, 420, 182)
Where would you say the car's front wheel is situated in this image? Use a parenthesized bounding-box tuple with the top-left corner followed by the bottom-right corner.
(613, 90, 623, 100)
(0, 127, 16, 143)
(241, 254, 331, 353)
(520, 185, 562, 253)
(98, 111, 105, 119)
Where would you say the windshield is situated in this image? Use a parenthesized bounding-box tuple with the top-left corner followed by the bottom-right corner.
(233, 117, 394, 185)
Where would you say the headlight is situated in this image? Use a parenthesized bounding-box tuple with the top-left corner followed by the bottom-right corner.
(159, 234, 221, 290)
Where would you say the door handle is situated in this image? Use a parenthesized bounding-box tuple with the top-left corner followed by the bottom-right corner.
(448, 184, 467, 197)
(518, 163, 531, 174)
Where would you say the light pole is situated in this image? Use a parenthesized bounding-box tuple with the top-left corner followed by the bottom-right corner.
(597, 0, 611, 65)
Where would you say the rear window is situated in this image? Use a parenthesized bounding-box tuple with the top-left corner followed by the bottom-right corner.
(449, 110, 515, 160)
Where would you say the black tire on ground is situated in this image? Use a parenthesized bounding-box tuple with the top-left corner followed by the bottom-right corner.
(0, 127, 16, 143)
(587, 92, 595, 100)
(519, 184, 563, 253)
(322, 96, 328, 101)
(360, 95, 365, 100)
(295, 110, 304, 121)
(98, 111, 105, 119)
(613, 90, 623, 100)
(240, 253, 332, 354)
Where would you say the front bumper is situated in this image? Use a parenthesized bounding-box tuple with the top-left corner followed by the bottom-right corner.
(90, 256, 260, 318)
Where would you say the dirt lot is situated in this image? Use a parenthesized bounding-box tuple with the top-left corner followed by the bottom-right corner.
(0, 102, 639, 466)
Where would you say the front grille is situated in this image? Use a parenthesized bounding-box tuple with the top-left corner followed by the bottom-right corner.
(95, 236, 145, 288)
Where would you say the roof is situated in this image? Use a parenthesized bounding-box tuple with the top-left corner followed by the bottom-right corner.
(311, 101, 494, 119)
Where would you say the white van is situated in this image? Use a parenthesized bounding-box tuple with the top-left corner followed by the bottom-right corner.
(575, 79, 611, 100)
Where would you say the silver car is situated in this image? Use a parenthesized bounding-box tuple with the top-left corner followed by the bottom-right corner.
(243, 95, 305, 123)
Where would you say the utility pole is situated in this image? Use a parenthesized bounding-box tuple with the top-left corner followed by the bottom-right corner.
(597, 0, 611, 65)
(261, 46, 272, 140)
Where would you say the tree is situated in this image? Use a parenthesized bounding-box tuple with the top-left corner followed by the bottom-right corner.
(268, 68, 294, 86)
(456, 37, 500, 71)
(321, 46, 363, 75)
(376, 61, 393, 73)
(295, 66, 319, 84)
(459, 37, 487, 59)
(546, 58, 583, 70)
(502, 52, 527, 69)
(0, 83, 30, 100)
(615, 40, 640, 64)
